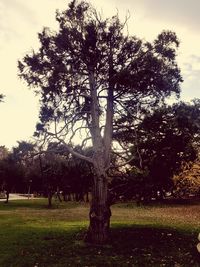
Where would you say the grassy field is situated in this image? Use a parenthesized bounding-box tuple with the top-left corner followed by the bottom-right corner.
(0, 199, 199, 267)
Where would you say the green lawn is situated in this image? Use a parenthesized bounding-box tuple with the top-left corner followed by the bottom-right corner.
(0, 199, 199, 266)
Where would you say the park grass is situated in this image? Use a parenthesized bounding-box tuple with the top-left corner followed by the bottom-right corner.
(0, 199, 199, 266)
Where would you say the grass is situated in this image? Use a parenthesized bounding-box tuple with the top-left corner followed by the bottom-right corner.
(0, 199, 199, 266)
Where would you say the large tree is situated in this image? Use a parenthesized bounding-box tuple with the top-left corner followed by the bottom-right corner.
(18, 0, 182, 244)
(115, 101, 200, 201)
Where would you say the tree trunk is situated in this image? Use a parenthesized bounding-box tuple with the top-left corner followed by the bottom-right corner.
(85, 192, 89, 202)
(56, 186, 62, 202)
(5, 189, 9, 204)
(47, 188, 53, 208)
(86, 71, 112, 244)
(85, 172, 111, 245)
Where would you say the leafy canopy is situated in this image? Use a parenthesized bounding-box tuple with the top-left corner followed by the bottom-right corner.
(18, 0, 182, 163)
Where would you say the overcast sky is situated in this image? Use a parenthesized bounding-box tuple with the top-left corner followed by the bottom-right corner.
(0, 0, 200, 148)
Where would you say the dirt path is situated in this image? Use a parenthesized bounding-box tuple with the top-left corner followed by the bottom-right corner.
(0, 193, 34, 201)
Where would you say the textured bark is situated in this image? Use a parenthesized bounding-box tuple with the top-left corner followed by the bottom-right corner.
(85, 157, 111, 244)
(85, 178, 111, 244)
(85, 71, 112, 244)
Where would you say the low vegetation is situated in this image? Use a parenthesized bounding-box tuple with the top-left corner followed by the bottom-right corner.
(0, 199, 199, 266)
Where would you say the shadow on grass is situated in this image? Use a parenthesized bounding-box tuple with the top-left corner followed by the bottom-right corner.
(109, 225, 200, 266)
(0, 222, 199, 267)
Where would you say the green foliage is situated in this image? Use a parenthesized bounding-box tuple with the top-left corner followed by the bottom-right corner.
(114, 101, 200, 200)
(138, 102, 199, 186)
(36, 144, 92, 199)
(0, 140, 93, 200)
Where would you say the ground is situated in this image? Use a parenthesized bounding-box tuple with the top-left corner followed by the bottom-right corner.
(0, 199, 199, 266)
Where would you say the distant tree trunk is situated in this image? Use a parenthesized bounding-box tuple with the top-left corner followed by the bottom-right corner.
(63, 187, 70, 201)
(5, 189, 9, 204)
(78, 191, 84, 202)
(63, 189, 67, 201)
(85, 192, 89, 202)
(75, 193, 79, 202)
(47, 187, 53, 208)
(85, 158, 111, 244)
(56, 186, 62, 202)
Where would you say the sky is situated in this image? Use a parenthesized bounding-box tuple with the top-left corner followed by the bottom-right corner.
(0, 0, 200, 149)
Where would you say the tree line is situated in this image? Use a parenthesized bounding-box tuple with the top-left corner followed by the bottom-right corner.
(0, 142, 92, 206)
(1, 100, 200, 205)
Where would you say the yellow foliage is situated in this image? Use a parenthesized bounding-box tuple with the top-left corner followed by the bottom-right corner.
(173, 160, 200, 196)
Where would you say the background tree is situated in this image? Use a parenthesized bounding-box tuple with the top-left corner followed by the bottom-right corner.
(0, 146, 9, 199)
(31, 143, 92, 207)
(0, 154, 25, 202)
(173, 159, 200, 198)
(18, 0, 182, 244)
(37, 142, 72, 207)
(65, 146, 93, 202)
(12, 141, 36, 193)
(115, 101, 200, 202)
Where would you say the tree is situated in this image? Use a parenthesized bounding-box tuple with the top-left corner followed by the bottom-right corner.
(0, 153, 25, 202)
(37, 143, 70, 207)
(65, 146, 93, 202)
(18, 0, 182, 244)
(116, 101, 200, 201)
(0, 146, 9, 198)
(173, 159, 200, 198)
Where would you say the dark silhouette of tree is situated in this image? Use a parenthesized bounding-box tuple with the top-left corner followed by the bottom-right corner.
(18, 1, 182, 244)
(65, 146, 93, 202)
(29, 143, 92, 207)
(0, 141, 41, 201)
(38, 143, 70, 207)
(0, 155, 24, 201)
(0, 146, 9, 202)
(12, 141, 36, 192)
(115, 101, 200, 202)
